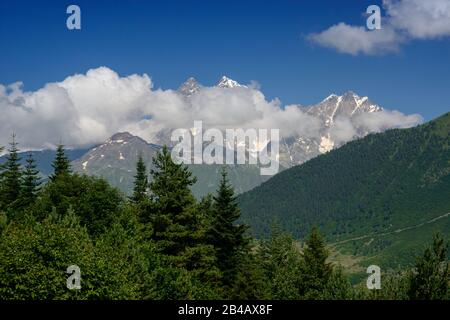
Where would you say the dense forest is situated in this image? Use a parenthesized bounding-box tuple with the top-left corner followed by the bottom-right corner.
(238, 112, 450, 268)
(0, 136, 448, 300)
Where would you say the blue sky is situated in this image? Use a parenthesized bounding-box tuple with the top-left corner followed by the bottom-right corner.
(1, 0, 449, 120)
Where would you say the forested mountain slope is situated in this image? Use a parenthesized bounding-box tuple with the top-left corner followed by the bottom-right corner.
(238, 112, 450, 246)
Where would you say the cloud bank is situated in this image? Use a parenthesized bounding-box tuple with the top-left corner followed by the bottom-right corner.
(308, 0, 450, 55)
(0, 67, 421, 150)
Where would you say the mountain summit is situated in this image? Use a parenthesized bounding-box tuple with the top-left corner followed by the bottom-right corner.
(309, 91, 382, 127)
(177, 76, 246, 95)
(216, 76, 246, 88)
(178, 77, 202, 96)
(109, 132, 137, 142)
(278, 91, 385, 167)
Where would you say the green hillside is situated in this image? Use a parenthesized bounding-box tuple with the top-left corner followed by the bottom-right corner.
(238, 112, 450, 267)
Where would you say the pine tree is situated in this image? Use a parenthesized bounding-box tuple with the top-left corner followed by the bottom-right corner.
(149, 145, 198, 254)
(148, 146, 220, 287)
(130, 154, 148, 203)
(408, 233, 449, 300)
(19, 152, 41, 205)
(299, 227, 333, 298)
(0, 134, 22, 209)
(150, 146, 197, 215)
(50, 144, 71, 180)
(209, 167, 248, 289)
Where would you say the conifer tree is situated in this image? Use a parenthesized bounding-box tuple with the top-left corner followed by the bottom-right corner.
(148, 146, 219, 286)
(50, 144, 71, 180)
(210, 167, 248, 288)
(1, 134, 22, 208)
(149, 145, 198, 253)
(131, 154, 148, 203)
(19, 152, 41, 205)
(408, 233, 449, 300)
(150, 146, 197, 215)
(299, 227, 333, 298)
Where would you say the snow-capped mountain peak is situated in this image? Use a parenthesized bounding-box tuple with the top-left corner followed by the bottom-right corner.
(309, 91, 382, 124)
(322, 93, 338, 102)
(278, 90, 387, 167)
(216, 76, 246, 88)
(178, 77, 202, 96)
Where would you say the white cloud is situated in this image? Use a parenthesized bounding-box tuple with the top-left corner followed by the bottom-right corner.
(0, 67, 154, 149)
(354, 109, 423, 132)
(308, 23, 401, 55)
(326, 109, 423, 146)
(0, 67, 422, 151)
(385, 0, 450, 39)
(0, 67, 321, 149)
(308, 0, 450, 55)
(329, 116, 358, 144)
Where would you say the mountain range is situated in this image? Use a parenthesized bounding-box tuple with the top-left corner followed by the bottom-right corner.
(70, 76, 401, 197)
(0, 76, 421, 199)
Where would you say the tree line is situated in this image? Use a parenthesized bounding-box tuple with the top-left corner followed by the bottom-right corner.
(0, 135, 448, 299)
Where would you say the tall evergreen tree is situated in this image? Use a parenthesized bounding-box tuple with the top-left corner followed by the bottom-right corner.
(0, 134, 22, 209)
(408, 233, 449, 300)
(50, 144, 71, 180)
(149, 145, 198, 254)
(150, 146, 197, 216)
(19, 152, 41, 205)
(209, 167, 248, 289)
(299, 227, 333, 298)
(148, 146, 219, 287)
(130, 154, 148, 203)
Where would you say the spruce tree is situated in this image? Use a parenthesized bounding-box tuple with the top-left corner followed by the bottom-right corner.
(299, 227, 333, 298)
(149, 145, 198, 254)
(130, 154, 148, 203)
(50, 144, 71, 180)
(408, 233, 449, 300)
(148, 146, 219, 286)
(19, 152, 41, 205)
(1, 134, 22, 208)
(210, 167, 248, 289)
